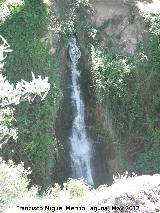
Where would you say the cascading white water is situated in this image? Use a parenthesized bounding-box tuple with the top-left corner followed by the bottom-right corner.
(69, 37, 94, 186)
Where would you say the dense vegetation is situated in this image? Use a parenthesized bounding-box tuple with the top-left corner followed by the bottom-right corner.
(89, 11, 160, 174)
(0, 0, 62, 190)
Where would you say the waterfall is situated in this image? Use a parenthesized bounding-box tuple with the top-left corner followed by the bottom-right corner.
(69, 37, 94, 186)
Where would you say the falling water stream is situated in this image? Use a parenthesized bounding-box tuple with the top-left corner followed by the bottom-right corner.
(69, 37, 94, 186)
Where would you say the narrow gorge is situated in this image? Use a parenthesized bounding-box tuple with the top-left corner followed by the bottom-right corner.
(0, 0, 160, 212)
(55, 36, 112, 187)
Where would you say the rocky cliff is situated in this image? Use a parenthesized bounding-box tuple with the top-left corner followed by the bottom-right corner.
(90, 0, 148, 54)
(89, 174, 160, 213)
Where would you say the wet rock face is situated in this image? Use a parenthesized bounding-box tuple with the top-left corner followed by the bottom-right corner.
(89, 0, 148, 54)
(89, 174, 160, 213)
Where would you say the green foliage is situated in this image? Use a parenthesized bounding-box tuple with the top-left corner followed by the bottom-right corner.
(24, 0, 43, 6)
(0, 0, 62, 190)
(141, 12, 160, 36)
(0, 2, 48, 81)
(57, 0, 93, 43)
(63, 179, 90, 198)
(26, 135, 55, 190)
(135, 143, 160, 174)
(90, 44, 132, 102)
(89, 12, 160, 174)
(130, 13, 160, 172)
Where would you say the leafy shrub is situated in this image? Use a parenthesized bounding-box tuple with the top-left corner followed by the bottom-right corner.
(90, 44, 132, 102)
(135, 143, 160, 174)
(0, 158, 37, 212)
(63, 178, 90, 198)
